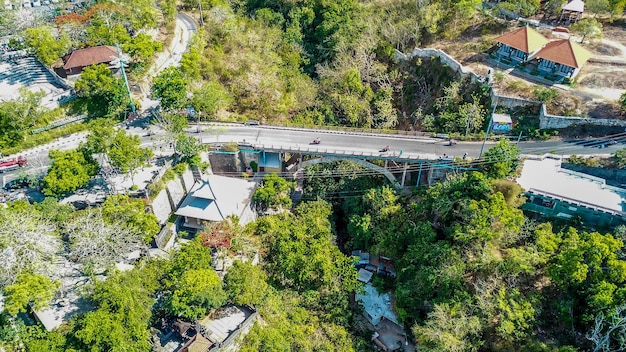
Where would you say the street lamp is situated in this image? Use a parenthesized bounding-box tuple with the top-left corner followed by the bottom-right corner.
(479, 97, 498, 159)
(112, 43, 136, 119)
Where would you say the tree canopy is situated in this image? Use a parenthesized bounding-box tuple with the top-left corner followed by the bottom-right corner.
(253, 173, 295, 211)
(42, 149, 99, 197)
(74, 64, 129, 118)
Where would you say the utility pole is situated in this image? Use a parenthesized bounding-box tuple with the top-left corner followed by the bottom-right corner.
(114, 43, 136, 117)
(198, 0, 204, 26)
(479, 97, 498, 159)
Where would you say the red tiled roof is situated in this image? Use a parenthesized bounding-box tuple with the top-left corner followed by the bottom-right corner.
(495, 26, 549, 53)
(534, 39, 593, 69)
(63, 45, 118, 70)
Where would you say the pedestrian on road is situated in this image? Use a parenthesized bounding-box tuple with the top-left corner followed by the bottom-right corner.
(463, 152, 468, 160)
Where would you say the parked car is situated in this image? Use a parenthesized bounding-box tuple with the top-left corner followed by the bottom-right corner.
(2, 178, 30, 191)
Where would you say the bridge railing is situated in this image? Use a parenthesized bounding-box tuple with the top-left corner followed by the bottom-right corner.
(251, 143, 442, 162)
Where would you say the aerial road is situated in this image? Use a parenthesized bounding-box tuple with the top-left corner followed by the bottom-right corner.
(1, 123, 620, 188)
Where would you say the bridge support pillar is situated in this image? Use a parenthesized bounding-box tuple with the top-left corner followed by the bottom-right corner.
(416, 162, 423, 187)
(401, 162, 408, 187)
(384, 160, 388, 170)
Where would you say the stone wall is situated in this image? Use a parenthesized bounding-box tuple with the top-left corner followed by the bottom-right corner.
(395, 48, 484, 84)
(395, 48, 626, 131)
(539, 104, 626, 129)
(492, 91, 541, 110)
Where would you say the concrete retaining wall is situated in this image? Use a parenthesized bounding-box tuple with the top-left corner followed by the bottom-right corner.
(539, 104, 626, 129)
(395, 48, 626, 131)
(492, 91, 541, 109)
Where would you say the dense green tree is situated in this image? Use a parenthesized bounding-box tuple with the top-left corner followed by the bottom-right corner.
(224, 261, 268, 306)
(613, 148, 626, 168)
(101, 195, 160, 243)
(253, 173, 295, 211)
(42, 149, 98, 196)
(107, 129, 153, 183)
(159, 0, 177, 27)
(2, 272, 60, 316)
(258, 200, 360, 323)
(75, 266, 160, 352)
(86, 22, 131, 47)
(371, 86, 397, 129)
(240, 289, 356, 352)
(122, 33, 162, 73)
(0, 88, 46, 150)
(23, 26, 71, 66)
(480, 139, 521, 179)
(167, 268, 227, 320)
(190, 81, 233, 119)
(609, 0, 626, 16)
(496, 0, 541, 17)
(74, 64, 129, 118)
(175, 134, 204, 159)
(151, 67, 188, 111)
(83, 119, 116, 154)
(621, 92, 626, 112)
(587, 0, 612, 16)
(543, 0, 568, 17)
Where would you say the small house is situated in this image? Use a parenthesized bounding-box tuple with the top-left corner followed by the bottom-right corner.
(495, 26, 549, 64)
(175, 175, 257, 230)
(58, 45, 118, 77)
(534, 39, 593, 79)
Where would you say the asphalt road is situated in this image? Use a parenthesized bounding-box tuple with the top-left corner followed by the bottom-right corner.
(2, 124, 621, 188)
(145, 123, 622, 159)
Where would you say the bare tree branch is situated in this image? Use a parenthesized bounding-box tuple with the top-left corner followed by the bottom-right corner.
(64, 210, 146, 272)
(0, 209, 60, 287)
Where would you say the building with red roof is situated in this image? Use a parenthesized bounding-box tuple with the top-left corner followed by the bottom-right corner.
(535, 39, 593, 79)
(495, 26, 549, 64)
(60, 45, 118, 77)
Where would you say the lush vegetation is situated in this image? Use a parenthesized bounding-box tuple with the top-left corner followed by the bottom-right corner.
(143, 0, 500, 133)
(297, 156, 626, 350)
(3, 0, 626, 350)
(39, 122, 153, 196)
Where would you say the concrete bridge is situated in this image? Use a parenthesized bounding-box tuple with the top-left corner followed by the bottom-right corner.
(248, 144, 475, 189)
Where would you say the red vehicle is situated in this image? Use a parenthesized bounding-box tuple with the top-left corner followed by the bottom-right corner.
(0, 156, 27, 173)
